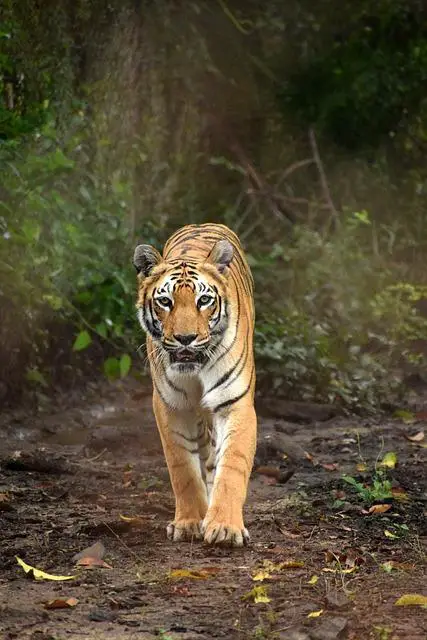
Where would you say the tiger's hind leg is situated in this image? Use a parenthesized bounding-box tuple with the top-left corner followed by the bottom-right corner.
(153, 391, 208, 542)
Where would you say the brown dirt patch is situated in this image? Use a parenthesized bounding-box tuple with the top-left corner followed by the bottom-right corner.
(0, 380, 426, 639)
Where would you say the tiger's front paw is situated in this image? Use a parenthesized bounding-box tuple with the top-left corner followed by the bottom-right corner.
(166, 519, 203, 542)
(202, 518, 250, 547)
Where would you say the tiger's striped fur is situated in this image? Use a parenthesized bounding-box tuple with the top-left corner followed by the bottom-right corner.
(133, 223, 256, 547)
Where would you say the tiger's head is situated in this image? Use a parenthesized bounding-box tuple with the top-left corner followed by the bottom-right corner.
(133, 240, 234, 372)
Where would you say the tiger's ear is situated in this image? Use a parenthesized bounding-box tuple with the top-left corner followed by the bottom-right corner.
(133, 244, 162, 276)
(206, 239, 234, 275)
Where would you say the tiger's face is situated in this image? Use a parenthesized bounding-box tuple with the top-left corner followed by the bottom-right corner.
(134, 240, 233, 372)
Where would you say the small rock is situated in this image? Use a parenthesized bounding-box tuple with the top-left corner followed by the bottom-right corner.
(88, 609, 117, 622)
(309, 616, 348, 640)
(325, 590, 351, 611)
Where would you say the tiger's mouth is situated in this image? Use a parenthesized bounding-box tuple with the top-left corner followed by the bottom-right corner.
(170, 348, 205, 365)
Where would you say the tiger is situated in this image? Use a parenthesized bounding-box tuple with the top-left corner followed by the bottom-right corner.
(133, 223, 257, 547)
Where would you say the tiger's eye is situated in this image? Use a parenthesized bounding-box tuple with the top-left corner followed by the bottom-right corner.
(198, 295, 213, 306)
(157, 296, 172, 308)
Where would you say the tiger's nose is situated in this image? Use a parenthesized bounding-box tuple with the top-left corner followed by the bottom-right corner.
(174, 333, 197, 346)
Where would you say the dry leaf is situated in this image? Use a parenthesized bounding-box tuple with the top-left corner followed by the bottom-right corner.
(391, 487, 408, 502)
(76, 557, 112, 569)
(307, 609, 324, 618)
(262, 559, 304, 572)
(379, 452, 397, 469)
(356, 463, 367, 472)
(406, 431, 425, 442)
(119, 514, 150, 526)
(394, 594, 427, 607)
(322, 567, 356, 575)
(381, 561, 415, 573)
(72, 541, 105, 563)
(44, 597, 79, 610)
(307, 575, 319, 585)
(321, 463, 339, 472)
(242, 585, 271, 604)
(368, 504, 392, 515)
(252, 570, 271, 582)
(169, 568, 219, 580)
(16, 557, 75, 581)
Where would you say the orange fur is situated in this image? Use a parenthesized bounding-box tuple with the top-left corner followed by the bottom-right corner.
(134, 223, 256, 546)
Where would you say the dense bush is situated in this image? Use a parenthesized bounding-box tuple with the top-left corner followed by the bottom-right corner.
(2, 0, 427, 412)
(0, 116, 161, 400)
(250, 215, 427, 410)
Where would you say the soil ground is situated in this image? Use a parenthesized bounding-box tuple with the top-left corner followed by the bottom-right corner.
(0, 378, 426, 640)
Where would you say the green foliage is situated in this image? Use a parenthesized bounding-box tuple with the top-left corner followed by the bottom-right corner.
(342, 472, 393, 504)
(2, 0, 427, 411)
(0, 115, 159, 397)
(251, 212, 426, 410)
(280, 2, 427, 149)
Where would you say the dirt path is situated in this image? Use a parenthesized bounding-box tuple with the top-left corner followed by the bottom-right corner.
(0, 379, 426, 640)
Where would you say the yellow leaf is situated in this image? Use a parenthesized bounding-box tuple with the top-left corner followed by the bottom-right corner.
(307, 575, 319, 585)
(368, 504, 392, 514)
(394, 594, 427, 607)
(119, 514, 147, 523)
(16, 557, 75, 581)
(169, 568, 219, 580)
(262, 559, 304, 572)
(379, 452, 397, 469)
(307, 609, 324, 618)
(356, 463, 367, 472)
(384, 530, 398, 539)
(242, 585, 271, 604)
(381, 561, 414, 573)
(322, 567, 356, 574)
(252, 570, 271, 582)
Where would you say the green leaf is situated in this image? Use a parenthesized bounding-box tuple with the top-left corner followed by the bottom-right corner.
(103, 357, 120, 380)
(95, 323, 107, 339)
(119, 354, 132, 378)
(26, 368, 48, 388)
(393, 409, 415, 424)
(379, 452, 397, 469)
(72, 330, 92, 352)
(74, 291, 93, 305)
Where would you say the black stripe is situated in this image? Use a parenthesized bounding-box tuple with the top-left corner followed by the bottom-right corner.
(205, 342, 245, 394)
(152, 376, 170, 407)
(206, 292, 240, 371)
(164, 373, 187, 398)
(222, 328, 251, 391)
(216, 431, 232, 457)
(213, 367, 254, 413)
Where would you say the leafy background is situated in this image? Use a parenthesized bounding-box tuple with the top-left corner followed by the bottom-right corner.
(2, 0, 427, 411)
